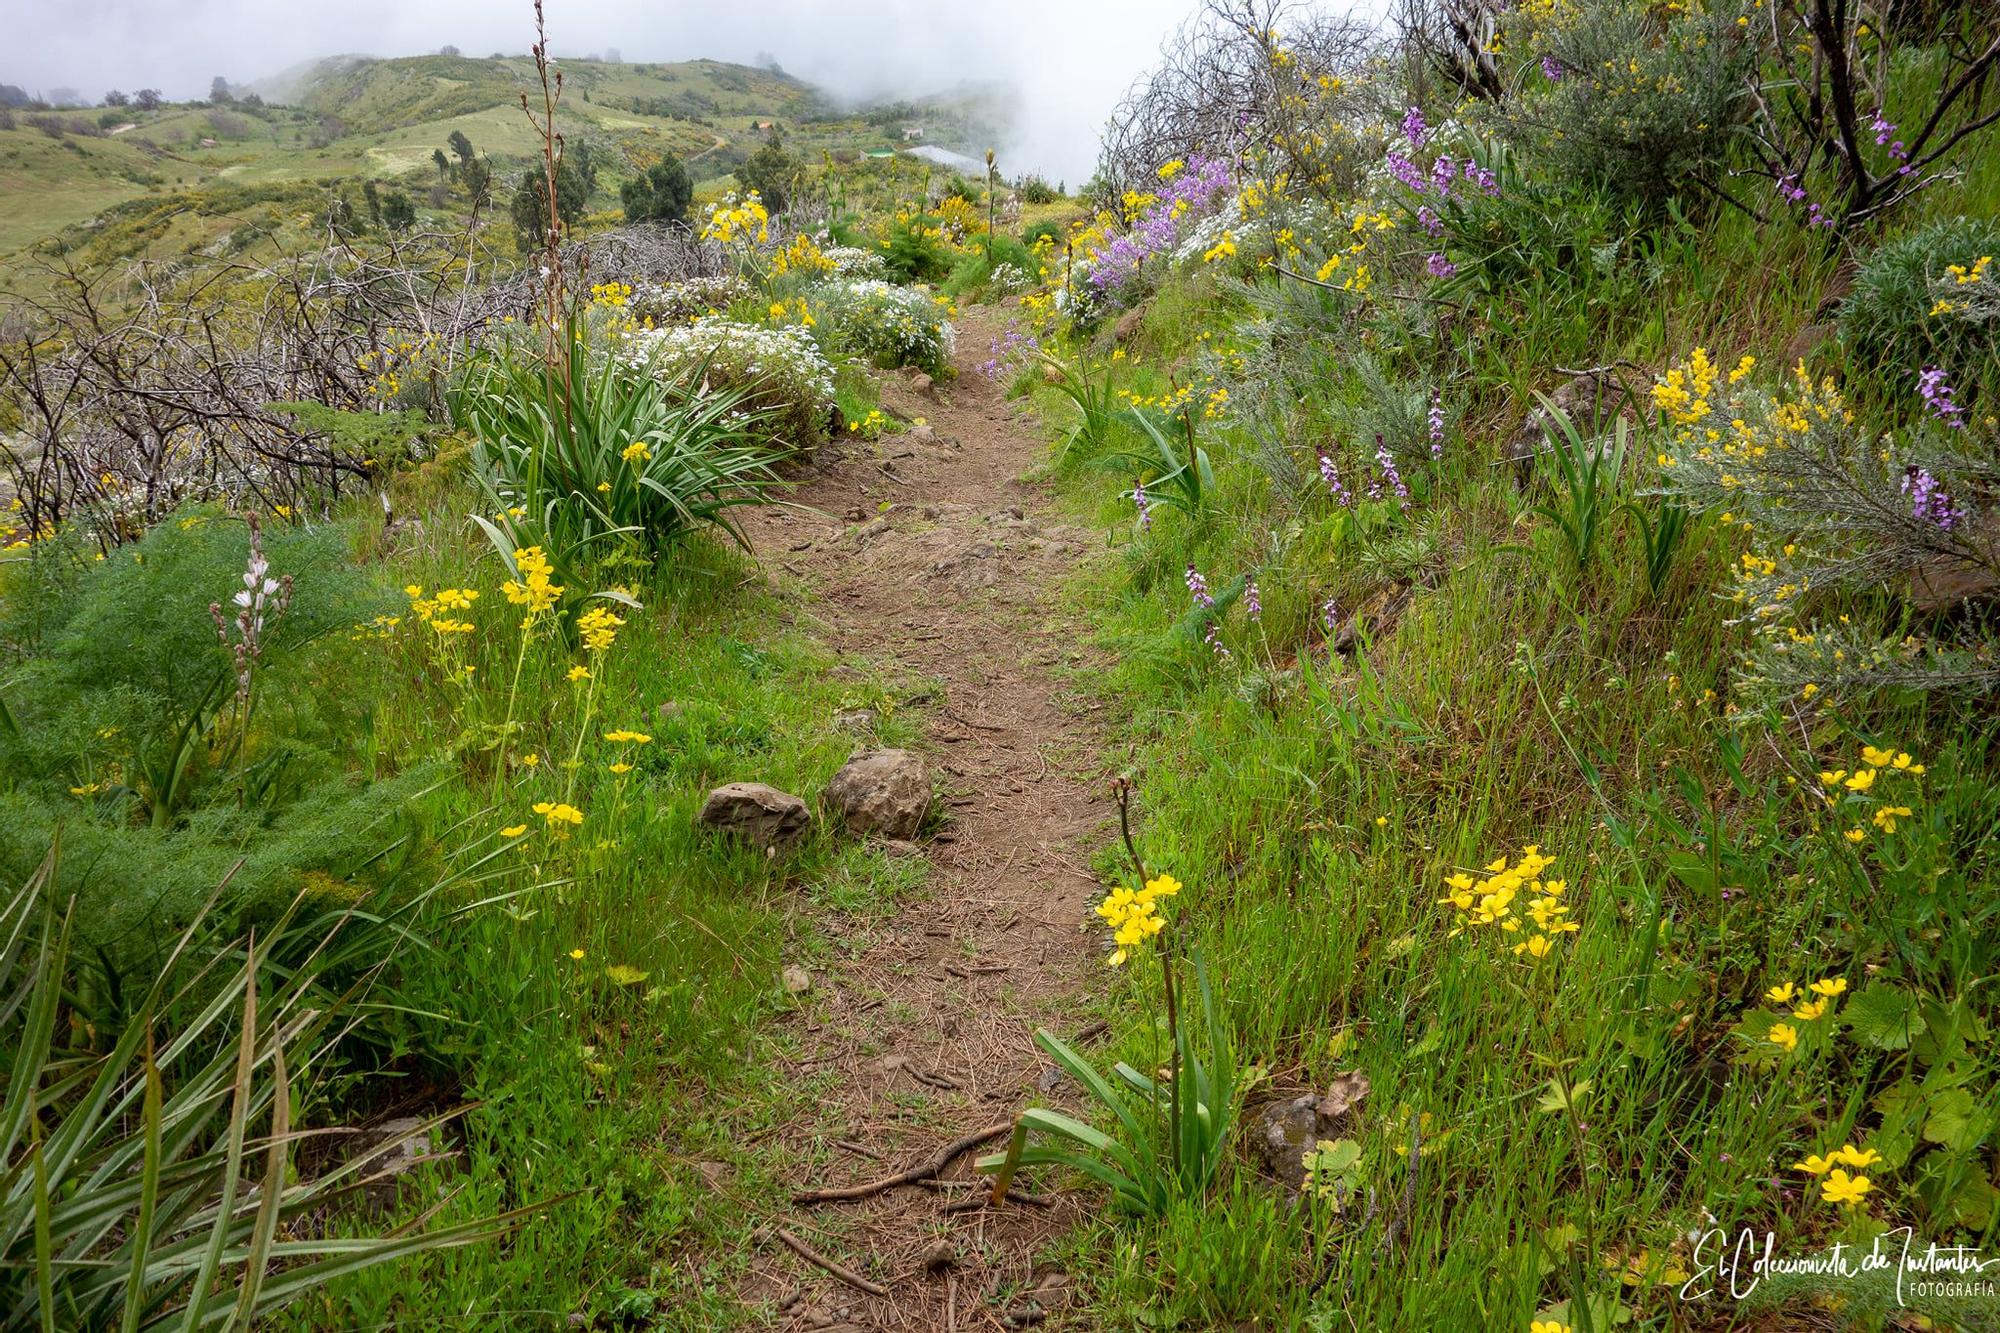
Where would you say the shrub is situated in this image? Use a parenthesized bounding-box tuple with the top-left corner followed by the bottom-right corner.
(1841, 217, 2000, 397)
(455, 323, 785, 562)
(0, 512, 381, 827)
(628, 274, 752, 327)
(877, 213, 957, 283)
(822, 243, 888, 279)
(1023, 219, 1065, 249)
(0, 847, 522, 1328)
(1652, 349, 2000, 699)
(806, 279, 956, 378)
(1493, 0, 1755, 208)
(623, 317, 836, 448)
(1020, 176, 1062, 205)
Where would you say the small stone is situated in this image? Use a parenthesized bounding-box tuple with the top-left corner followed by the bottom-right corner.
(833, 708, 877, 734)
(782, 965, 813, 994)
(881, 1054, 908, 1072)
(824, 749, 931, 840)
(1253, 1071, 1371, 1194)
(921, 1240, 957, 1271)
(910, 372, 935, 395)
(908, 424, 938, 446)
(698, 783, 811, 851)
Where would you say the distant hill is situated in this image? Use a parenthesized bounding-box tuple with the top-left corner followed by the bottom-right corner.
(0, 53, 1007, 291)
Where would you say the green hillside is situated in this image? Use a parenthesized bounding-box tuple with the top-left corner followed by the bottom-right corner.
(0, 54, 1001, 292)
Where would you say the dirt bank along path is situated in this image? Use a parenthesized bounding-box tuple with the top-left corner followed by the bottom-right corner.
(732, 306, 1115, 1331)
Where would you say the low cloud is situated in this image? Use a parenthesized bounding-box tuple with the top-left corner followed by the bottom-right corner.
(12, 0, 1237, 184)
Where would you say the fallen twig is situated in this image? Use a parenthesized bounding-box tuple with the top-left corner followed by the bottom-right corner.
(792, 1122, 1011, 1205)
(765, 1225, 890, 1298)
(941, 1186, 1054, 1212)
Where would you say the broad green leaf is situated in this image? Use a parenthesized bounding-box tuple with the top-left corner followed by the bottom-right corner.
(1843, 984, 1926, 1051)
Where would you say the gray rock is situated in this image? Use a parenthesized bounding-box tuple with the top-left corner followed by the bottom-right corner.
(910, 372, 935, 395)
(698, 782, 811, 850)
(782, 964, 813, 994)
(1252, 1070, 1371, 1194)
(824, 749, 931, 840)
(343, 1115, 446, 1212)
(1505, 370, 1634, 469)
(833, 708, 877, 734)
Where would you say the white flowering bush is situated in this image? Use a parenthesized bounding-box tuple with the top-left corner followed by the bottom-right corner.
(629, 275, 754, 328)
(822, 245, 889, 280)
(807, 279, 956, 378)
(623, 318, 836, 449)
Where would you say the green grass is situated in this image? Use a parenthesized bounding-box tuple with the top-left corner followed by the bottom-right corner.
(991, 138, 2000, 1327)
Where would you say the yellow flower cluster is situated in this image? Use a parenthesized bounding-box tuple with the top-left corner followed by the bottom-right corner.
(588, 281, 633, 309)
(766, 295, 816, 328)
(1438, 846, 1575, 960)
(1095, 874, 1181, 966)
(1761, 976, 1847, 1052)
(1821, 743, 1923, 841)
(847, 408, 889, 437)
(408, 584, 478, 635)
(532, 800, 584, 835)
(621, 440, 652, 465)
(769, 233, 837, 277)
(1792, 1139, 1881, 1210)
(500, 546, 564, 623)
(577, 604, 624, 654)
(702, 191, 770, 245)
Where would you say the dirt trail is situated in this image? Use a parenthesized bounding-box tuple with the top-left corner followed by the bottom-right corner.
(732, 306, 1113, 1331)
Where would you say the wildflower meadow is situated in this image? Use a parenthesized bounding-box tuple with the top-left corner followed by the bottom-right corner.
(2, 0, 1998, 1329)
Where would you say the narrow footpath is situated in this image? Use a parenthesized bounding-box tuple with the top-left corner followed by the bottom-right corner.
(731, 305, 1116, 1331)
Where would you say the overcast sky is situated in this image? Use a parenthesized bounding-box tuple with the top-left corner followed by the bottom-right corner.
(12, 1, 1387, 183)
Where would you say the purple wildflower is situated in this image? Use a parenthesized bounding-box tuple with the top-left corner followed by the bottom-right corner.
(1917, 366, 1965, 428)
(1186, 563, 1215, 609)
(1902, 465, 1966, 530)
(1462, 159, 1499, 196)
(1204, 621, 1231, 658)
(1430, 155, 1458, 198)
(1870, 109, 1911, 172)
(1134, 477, 1152, 530)
(1088, 155, 1234, 297)
(1244, 578, 1262, 621)
(1322, 597, 1342, 638)
(1376, 435, 1410, 508)
(1319, 451, 1353, 508)
(1428, 390, 1446, 459)
(1541, 55, 1564, 81)
(1426, 252, 1457, 279)
(1776, 174, 1836, 227)
(1403, 105, 1430, 150)
(1386, 152, 1427, 194)
(1417, 205, 1443, 238)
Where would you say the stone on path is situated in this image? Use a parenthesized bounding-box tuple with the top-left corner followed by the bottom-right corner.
(823, 749, 931, 840)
